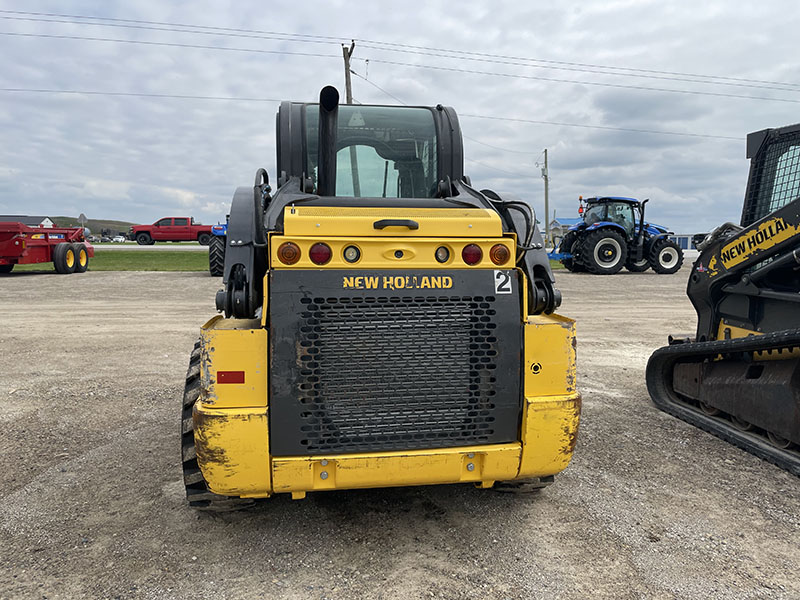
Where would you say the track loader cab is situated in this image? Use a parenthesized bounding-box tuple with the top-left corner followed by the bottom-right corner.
(647, 123, 800, 475)
(182, 87, 581, 509)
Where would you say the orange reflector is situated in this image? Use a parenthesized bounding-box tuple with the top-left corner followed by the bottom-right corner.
(217, 370, 245, 384)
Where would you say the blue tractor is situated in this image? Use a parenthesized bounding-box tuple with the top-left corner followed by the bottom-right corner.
(208, 217, 228, 277)
(557, 196, 683, 275)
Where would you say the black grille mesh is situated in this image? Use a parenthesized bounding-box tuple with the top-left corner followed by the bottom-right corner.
(293, 295, 503, 454)
(742, 131, 800, 227)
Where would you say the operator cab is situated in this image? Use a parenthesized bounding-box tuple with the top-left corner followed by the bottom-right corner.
(583, 197, 639, 236)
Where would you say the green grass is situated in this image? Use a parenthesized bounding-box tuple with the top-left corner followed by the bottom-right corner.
(13, 252, 561, 273)
(13, 251, 208, 272)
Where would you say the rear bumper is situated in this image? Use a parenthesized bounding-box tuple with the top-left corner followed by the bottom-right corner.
(193, 391, 580, 498)
(193, 311, 580, 498)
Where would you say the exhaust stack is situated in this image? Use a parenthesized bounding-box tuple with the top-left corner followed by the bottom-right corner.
(317, 86, 339, 196)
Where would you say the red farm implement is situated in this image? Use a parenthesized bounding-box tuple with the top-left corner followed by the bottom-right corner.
(0, 221, 94, 274)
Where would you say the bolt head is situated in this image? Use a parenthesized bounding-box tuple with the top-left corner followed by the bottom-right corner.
(467, 463, 475, 471)
(320, 471, 328, 480)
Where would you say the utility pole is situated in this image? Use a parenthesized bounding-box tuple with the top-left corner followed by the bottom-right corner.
(541, 149, 550, 248)
(342, 41, 360, 196)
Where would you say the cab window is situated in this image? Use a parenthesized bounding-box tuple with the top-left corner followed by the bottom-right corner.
(156, 218, 172, 227)
(174, 218, 188, 226)
(305, 105, 438, 198)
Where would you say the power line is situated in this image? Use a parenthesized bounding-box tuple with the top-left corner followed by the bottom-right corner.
(0, 14, 342, 48)
(0, 87, 281, 102)
(365, 58, 800, 106)
(464, 157, 532, 178)
(459, 113, 741, 141)
(4, 14, 797, 93)
(4, 30, 798, 107)
(3, 8, 798, 92)
(0, 85, 740, 141)
(0, 31, 341, 60)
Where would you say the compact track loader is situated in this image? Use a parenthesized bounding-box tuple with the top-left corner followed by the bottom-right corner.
(647, 123, 800, 476)
(181, 87, 581, 509)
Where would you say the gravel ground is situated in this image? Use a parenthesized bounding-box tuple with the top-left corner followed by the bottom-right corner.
(0, 268, 797, 599)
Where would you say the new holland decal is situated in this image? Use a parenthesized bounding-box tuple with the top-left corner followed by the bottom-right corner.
(719, 216, 800, 269)
(342, 275, 454, 290)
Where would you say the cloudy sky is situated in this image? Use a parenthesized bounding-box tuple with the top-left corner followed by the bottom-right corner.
(1, 1, 799, 233)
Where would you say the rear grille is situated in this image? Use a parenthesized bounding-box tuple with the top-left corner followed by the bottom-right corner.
(269, 270, 522, 456)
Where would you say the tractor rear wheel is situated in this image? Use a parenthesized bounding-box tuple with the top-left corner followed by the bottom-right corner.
(649, 239, 684, 274)
(181, 340, 255, 512)
(208, 236, 225, 277)
(73, 244, 89, 273)
(53, 242, 76, 274)
(580, 229, 627, 274)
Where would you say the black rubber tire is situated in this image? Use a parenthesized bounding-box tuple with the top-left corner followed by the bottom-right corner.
(208, 236, 225, 277)
(73, 243, 89, 273)
(0, 264, 13, 274)
(625, 257, 650, 272)
(53, 242, 76, 274)
(559, 232, 583, 272)
(181, 341, 255, 512)
(136, 232, 152, 245)
(198, 233, 211, 246)
(649, 238, 684, 274)
(580, 229, 627, 274)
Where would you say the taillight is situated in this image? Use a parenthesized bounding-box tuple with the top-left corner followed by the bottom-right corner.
(278, 242, 301, 265)
(490, 244, 510, 265)
(462, 244, 482, 265)
(309, 242, 332, 265)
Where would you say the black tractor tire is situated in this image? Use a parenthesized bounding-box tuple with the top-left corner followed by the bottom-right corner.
(73, 243, 89, 273)
(559, 232, 583, 272)
(181, 340, 255, 512)
(53, 242, 76, 274)
(198, 233, 211, 246)
(136, 232, 153, 245)
(0, 264, 13, 274)
(649, 238, 684, 274)
(579, 229, 627, 275)
(208, 236, 225, 277)
(625, 256, 650, 272)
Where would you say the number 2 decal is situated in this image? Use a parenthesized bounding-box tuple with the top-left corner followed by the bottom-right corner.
(494, 270, 512, 294)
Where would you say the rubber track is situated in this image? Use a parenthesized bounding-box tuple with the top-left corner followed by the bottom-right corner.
(208, 236, 225, 277)
(646, 329, 800, 477)
(181, 340, 255, 511)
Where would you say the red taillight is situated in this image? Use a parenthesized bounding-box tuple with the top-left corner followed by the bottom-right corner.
(278, 242, 301, 265)
(462, 244, 483, 265)
(309, 242, 332, 265)
(490, 244, 510, 265)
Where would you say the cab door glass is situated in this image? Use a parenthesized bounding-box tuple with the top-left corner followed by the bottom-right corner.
(608, 203, 635, 236)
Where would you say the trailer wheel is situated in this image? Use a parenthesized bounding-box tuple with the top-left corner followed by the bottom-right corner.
(53, 242, 76, 274)
(649, 239, 684, 274)
(74, 244, 89, 273)
(0, 264, 13, 274)
(136, 233, 152, 245)
(208, 236, 225, 277)
(198, 233, 211, 246)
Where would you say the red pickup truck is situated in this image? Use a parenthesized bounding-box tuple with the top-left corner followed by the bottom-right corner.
(129, 217, 212, 245)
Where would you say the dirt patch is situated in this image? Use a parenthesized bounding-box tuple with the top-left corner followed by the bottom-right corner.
(0, 269, 797, 599)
